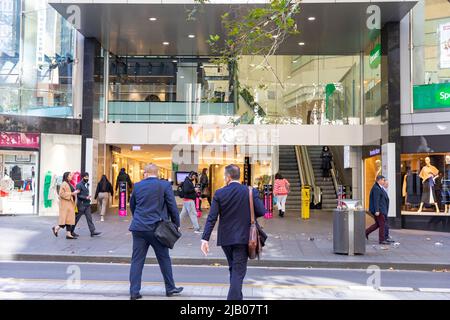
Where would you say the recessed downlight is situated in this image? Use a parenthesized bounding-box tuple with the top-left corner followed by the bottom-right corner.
(298, 42, 305, 46)
(188, 34, 195, 38)
(163, 42, 170, 46)
(308, 17, 316, 21)
(149, 17, 157, 21)
(172, 60, 177, 63)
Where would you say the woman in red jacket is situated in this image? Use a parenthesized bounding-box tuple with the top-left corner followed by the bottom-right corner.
(274, 173, 290, 218)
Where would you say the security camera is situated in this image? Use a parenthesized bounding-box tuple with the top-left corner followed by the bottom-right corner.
(78, 113, 82, 118)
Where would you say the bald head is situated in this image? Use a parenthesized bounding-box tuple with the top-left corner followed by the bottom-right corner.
(144, 163, 159, 177)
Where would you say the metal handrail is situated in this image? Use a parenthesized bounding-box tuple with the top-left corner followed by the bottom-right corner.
(330, 160, 340, 197)
(294, 146, 305, 186)
(300, 146, 321, 205)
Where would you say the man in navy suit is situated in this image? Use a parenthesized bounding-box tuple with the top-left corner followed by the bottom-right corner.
(366, 175, 390, 245)
(129, 164, 183, 300)
(201, 164, 266, 300)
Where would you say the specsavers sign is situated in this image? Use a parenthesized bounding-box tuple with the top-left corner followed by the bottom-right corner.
(413, 83, 450, 111)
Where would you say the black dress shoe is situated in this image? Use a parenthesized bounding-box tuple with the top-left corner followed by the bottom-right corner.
(91, 231, 102, 237)
(66, 236, 77, 240)
(166, 287, 183, 297)
(71, 232, 79, 238)
(385, 239, 395, 243)
(130, 294, 142, 300)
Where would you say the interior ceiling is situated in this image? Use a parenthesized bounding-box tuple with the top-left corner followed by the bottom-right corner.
(50, 2, 417, 56)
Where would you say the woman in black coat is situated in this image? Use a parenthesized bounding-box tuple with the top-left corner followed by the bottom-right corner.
(320, 146, 333, 180)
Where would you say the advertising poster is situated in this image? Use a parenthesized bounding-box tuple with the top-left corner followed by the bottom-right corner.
(440, 22, 450, 69)
(118, 181, 127, 216)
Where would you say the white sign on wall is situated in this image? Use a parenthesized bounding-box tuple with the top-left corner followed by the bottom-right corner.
(440, 22, 450, 69)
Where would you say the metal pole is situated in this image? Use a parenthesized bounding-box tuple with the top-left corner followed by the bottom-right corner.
(103, 48, 110, 123)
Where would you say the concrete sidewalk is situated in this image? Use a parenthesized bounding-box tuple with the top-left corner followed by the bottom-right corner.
(1, 209, 450, 270)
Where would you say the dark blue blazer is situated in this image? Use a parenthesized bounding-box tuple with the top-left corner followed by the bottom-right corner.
(202, 182, 266, 247)
(129, 177, 180, 232)
(369, 182, 389, 215)
(76, 181, 91, 208)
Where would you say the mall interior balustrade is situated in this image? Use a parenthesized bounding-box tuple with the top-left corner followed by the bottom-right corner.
(107, 101, 235, 123)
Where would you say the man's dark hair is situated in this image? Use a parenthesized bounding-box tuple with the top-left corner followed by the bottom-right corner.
(81, 172, 89, 178)
(225, 164, 240, 180)
(275, 172, 283, 180)
(376, 175, 385, 182)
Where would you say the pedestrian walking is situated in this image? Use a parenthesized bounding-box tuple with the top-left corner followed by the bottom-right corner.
(201, 164, 266, 300)
(321, 146, 333, 180)
(72, 172, 102, 238)
(95, 175, 114, 222)
(273, 172, 290, 218)
(129, 164, 183, 300)
(199, 168, 211, 207)
(366, 175, 390, 245)
(180, 171, 202, 233)
(51, 172, 80, 240)
(115, 168, 133, 202)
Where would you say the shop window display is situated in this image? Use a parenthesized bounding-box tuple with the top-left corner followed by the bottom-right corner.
(0, 152, 38, 215)
(401, 153, 450, 215)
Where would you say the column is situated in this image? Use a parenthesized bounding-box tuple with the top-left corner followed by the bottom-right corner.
(381, 22, 402, 227)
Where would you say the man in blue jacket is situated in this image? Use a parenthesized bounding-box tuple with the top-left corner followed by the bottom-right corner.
(201, 164, 266, 300)
(366, 175, 390, 245)
(129, 164, 183, 300)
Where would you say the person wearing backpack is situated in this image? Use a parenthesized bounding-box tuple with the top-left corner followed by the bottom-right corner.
(179, 171, 202, 233)
(274, 172, 290, 218)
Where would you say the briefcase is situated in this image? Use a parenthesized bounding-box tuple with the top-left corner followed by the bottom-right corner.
(155, 220, 182, 249)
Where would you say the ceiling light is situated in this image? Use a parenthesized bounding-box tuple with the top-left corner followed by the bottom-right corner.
(188, 34, 195, 38)
(292, 60, 298, 63)
(172, 60, 177, 63)
(298, 42, 305, 46)
(180, 76, 185, 79)
(163, 42, 170, 46)
(308, 17, 316, 21)
(149, 17, 157, 21)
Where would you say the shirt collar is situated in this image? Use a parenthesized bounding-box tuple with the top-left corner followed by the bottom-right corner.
(229, 180, 241, 185)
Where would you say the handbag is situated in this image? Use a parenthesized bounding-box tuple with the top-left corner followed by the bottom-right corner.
(154, 182, 182, 249)
(248, 187, 263, 260)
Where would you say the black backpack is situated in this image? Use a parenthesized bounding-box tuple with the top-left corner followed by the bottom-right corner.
(177, 182, 184, 198)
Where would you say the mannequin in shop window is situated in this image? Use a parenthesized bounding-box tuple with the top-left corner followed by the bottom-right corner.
(417, 157, 440, 213)
(375, 160, 382, 181)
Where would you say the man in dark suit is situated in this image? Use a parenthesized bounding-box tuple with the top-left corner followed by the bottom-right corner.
(73, 172, 101, 238)
(201, 164, 265, 300)
(129, 164, 183, 300)
(366, 175, 390, 245)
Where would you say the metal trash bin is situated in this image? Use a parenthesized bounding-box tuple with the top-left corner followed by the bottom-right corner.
(333, 200, 366, 255)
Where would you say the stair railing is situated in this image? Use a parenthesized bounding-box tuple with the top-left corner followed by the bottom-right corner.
(297, 146, 321, 205)
(294, 146, 305, 186)
(330, 160, 340, 198)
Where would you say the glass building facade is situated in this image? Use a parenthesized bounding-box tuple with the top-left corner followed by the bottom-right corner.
(0, 0, 78, 118)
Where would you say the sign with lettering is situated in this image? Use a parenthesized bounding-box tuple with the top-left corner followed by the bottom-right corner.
(414, 83, 450, 111)
(0, 132, 40, 149)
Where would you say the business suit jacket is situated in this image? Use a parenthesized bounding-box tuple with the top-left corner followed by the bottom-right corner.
(76, 181, 91, 208)
(129, 177, 180, 232)
(58, 181, 76, 226)
(202, 182, 266, 247)
(369, 182, 389, 215)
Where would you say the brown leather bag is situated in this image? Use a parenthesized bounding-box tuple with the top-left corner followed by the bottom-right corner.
(248, 187, 262, 260)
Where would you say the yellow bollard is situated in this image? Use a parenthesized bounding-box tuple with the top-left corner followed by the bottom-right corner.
(301, 186, 311, 219)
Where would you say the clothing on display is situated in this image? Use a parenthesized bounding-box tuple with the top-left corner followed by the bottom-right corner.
(47, 175, 58, 201)
(442, 180, 450, 205)
(9, 165, 22, 181)
(419, 164, 439, 205)
(44, 171, 53, 208)
(404, 172, 422, 205)
(71, 172, 81, 188)
(0, 175, 14, 196)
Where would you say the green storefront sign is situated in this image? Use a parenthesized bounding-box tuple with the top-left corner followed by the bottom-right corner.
(413, 83, 450, 111)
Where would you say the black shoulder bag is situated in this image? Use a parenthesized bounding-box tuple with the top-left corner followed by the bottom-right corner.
(154, 181, 182, 249)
